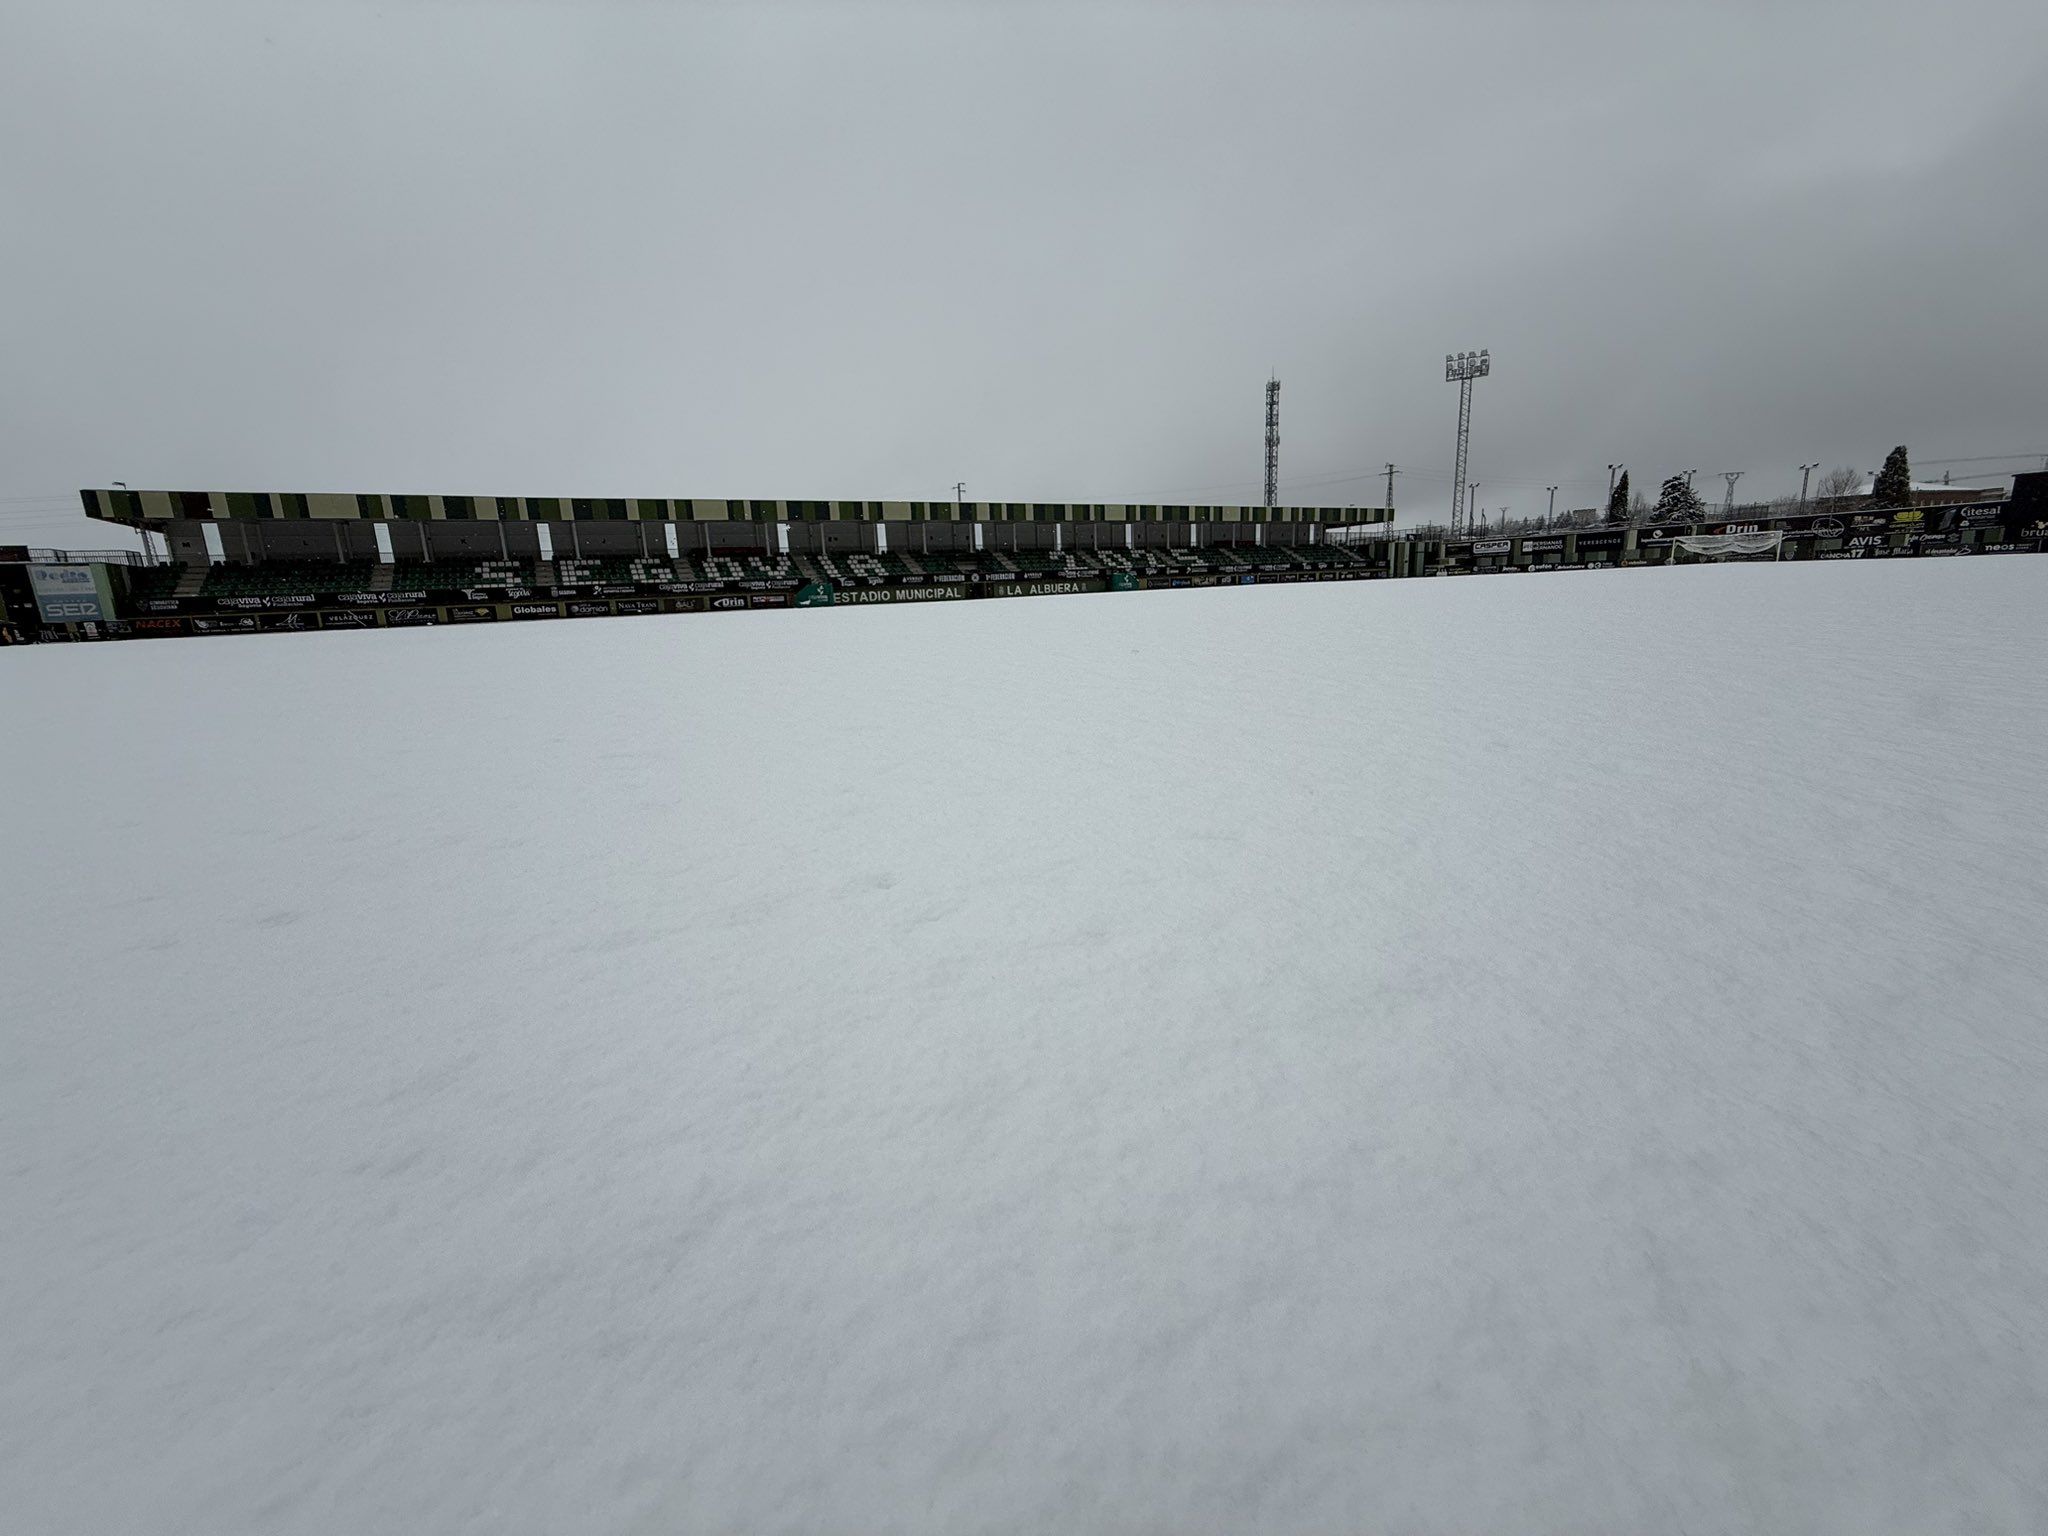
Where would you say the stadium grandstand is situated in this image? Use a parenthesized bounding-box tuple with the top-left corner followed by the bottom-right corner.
(0, 475, 2042, 645)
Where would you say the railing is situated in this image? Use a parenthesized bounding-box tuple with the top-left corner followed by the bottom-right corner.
(14, 547, 148, 566)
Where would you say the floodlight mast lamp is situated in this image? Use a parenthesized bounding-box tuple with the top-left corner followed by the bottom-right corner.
(1445, 348, 1490, 534)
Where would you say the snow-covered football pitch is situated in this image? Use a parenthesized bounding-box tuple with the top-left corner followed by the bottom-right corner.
(4, 555, 2046, 1534)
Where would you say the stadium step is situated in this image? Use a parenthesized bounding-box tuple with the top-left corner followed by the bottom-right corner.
(173, 566, 208, 597)
(369, 565, 395, 592)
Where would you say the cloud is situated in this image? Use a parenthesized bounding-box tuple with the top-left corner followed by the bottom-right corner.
(1, 0, 2042, 546)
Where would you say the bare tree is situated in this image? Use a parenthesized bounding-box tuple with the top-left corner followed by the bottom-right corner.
(1814, 466, 1863, 502)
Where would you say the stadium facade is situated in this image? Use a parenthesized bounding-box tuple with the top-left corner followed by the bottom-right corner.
(0, 476, 2041, 645)
(80, 490, 1378, 561)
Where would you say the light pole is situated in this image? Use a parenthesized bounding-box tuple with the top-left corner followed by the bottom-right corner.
(1468, 483, 1482, 534)
(1798, 463, 1819, 504)
(1445, 348, 1491, 534)
(1546, 485, 1559, 523)
(110, 481, 149, 565)
(1264, 378, 1281, 510)
(1607, 464, 1621, 504)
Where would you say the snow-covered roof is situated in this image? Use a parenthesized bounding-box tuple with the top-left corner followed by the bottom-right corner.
(1851, 480, 2002, 496)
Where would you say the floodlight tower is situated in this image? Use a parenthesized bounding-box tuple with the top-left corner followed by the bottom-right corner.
(1445, 348, 1491, 533)
(1264, 377, 1281, 510)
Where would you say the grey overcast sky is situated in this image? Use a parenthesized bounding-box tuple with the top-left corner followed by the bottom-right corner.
(4, 0, 2045, 545)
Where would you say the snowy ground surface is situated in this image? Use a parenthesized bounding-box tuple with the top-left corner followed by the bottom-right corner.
(5, 558, 2048, 1534)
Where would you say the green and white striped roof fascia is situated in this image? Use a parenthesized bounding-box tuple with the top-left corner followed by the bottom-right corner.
(81, 490, 1393, 527)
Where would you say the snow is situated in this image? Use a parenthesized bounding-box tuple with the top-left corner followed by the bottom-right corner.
(1848, 480, 2006, 496)
(4, 557, 2047, 1534)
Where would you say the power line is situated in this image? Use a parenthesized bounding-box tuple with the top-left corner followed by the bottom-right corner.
(1916, 452, 2048, 466)
(18, 446, 2030, 522)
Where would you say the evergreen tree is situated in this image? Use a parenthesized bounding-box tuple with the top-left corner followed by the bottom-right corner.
(1606, 470, 1630, 523)
(1653, 474, 1705, 522)
(1872, 445, 1913, 508)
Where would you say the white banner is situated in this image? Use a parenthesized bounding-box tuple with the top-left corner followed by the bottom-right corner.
(1675, 531, 1783, 557)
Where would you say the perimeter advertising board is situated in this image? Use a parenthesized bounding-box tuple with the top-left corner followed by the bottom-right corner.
(1937, 507, 2008, 531)
(983, 578, 1103, 598)
(827, 585, 968, 606)
(29, 563, 117, 622)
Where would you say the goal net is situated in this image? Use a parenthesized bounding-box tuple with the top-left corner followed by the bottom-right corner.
(1674, 530, 1783, 558)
